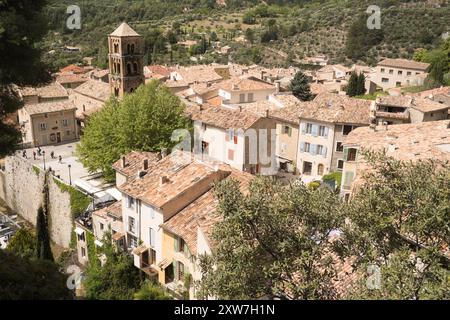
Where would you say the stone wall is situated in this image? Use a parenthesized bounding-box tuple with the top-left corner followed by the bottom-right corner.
(0, 156, 72, 247)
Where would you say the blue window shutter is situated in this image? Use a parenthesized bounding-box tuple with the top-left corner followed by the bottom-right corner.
(301, 123, 306, 134)
(300, 142, 305, 152)
(323, 146, 327, 157)
(324, 127, 329, 138)
(311, 144, 316, 155)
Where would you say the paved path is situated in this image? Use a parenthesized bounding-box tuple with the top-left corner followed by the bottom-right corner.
(16, 142, 92, 185)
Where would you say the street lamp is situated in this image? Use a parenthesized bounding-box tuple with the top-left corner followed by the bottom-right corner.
(42, 150, 46, 171)
(68, 164, 72, 185)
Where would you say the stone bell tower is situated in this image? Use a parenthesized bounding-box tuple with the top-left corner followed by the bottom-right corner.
(108, 22, 144, 98)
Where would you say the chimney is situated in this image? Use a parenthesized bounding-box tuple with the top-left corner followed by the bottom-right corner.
(383, 121, 388, 131)
(121, 156, 126, 168)
(275, 82, 280, 94)
(143, 158, 148, 170)
(160, 175, 169, 185)
(260, 70, 265, 80)
(239, 106, 243, 112)
(266, 109, 269, 118)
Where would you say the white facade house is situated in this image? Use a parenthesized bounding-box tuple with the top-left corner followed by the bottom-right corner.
(373, 59, 430, 90)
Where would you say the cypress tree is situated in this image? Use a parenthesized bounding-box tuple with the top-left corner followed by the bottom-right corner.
(289, 71, 313, 101)
(35, 173, 54, 261)
(356, 72, 366, 95)
(346, 71, 358, 97)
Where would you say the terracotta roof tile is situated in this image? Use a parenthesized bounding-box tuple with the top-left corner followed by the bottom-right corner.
(190, 105, 261, 130)
(378, 58, 430, 71)
(24, 100, 76, 115)
(112, 151, 160, 180)
(162, 168, 253, 255)
(345, 120, 450, 162)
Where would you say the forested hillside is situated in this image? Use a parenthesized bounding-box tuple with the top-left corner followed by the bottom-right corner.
(41, 0, 450, 69)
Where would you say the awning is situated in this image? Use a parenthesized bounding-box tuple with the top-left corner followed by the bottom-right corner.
(132, 244, 148, 255)
(112, 232, 124, 241)
(157, 258, 171, 270)
(94, 240, 103, 247)
(74, 227, 84, 235)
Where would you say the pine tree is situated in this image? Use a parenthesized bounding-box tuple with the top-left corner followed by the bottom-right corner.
(346, 71, 358, 97)
(289, 71, 313, 101)
(356, 72, 366, 95)
(35, 173, 53, 261)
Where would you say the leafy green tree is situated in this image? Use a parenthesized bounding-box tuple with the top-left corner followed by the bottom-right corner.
(0, 250, 72, 300)
(242, 11, 256, 25)
(77, 81, 191, 181)
(345, 15, 383, 61)
(337, 150, 450, 300)
(134, 282, 172, 300)
(289, 71, 313, 101)
(166, 30, 178, 45)
(346, 71, 358, 97)
(198, 177, 345, 300)
(245, 28, 255, 44)
(210, 31, 218, 42)
(0, 0, 50, 156)
(83, 233, 141, 300)
(7, 228, 36, 260)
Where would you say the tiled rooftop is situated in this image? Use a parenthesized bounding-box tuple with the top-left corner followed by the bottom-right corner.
(377, 58, 430, 71)
(73, 79, 111, 102)
(117, 151, 227, 209)
(24, 100, 77, 115)
(112, 151, 160, 180)
(219, 76, 275, 92)
(162, 167, 253, 255)
(21, 82, 68, 99)
(190, 105, 261, 130)
(110, 22, 140, 37)
(345, 120, 450, 162)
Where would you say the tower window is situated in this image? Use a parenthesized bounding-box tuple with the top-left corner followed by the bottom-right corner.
(133, 62, 138, 74)
(127, 44, 131, 54)
(114, 43, 118, 53)
(131, 44, 135, 53)
(127, 63, 132, 75)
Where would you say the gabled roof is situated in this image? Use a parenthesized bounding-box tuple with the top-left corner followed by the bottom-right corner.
(110, 22, 140, 37)
(190, 106, 261, 130)
(219, 76, 275, 92)
(345, 120, 450, 162)
(24, 100, 77, 115)
(301, 93, 372, 125)
(377, 59, 430, 71)
(162, 167, 253, 255)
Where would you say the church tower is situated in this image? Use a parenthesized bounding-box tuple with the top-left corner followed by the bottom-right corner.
(108, 22, 144, 98)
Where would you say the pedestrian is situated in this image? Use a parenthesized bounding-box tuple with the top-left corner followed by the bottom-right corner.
(33, 151, 36, 160)
(50, 151, 54, 159)
(58, 155, 62, 164)
(37, 147, 41, 156)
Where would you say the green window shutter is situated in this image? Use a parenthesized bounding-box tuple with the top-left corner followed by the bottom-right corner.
(173, 260, 178, 281)
(343, 148, 349, 161)
(174, 237, 179, 252)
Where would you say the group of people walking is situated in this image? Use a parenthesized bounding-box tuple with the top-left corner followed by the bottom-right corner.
(21, 147, 62, 163)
